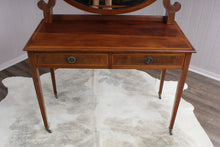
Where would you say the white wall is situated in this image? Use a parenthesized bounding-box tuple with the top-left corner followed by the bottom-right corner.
(0, 0, 40, 69)
(0, 0, 220, 81)
(0, 0, 83, 70)
(175, 0, 220, 81)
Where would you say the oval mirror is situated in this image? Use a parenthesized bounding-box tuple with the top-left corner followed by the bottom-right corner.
(64, 0, 156, 15)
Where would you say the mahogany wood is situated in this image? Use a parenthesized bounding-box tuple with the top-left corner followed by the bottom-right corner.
(24, 15, 195, 53)
(163, 0, 181, 24)
(24, 8, 195, 133)
(158, 69, 166, 99)
(52, 14, 166, 22)
(169, 53, 192, 134)
(112, 53, 185, 69)
(38, 0, 56, 23)
(50, 68, 57, 98)
(28, 52, 51, 133)
(35, 53, 108, 68)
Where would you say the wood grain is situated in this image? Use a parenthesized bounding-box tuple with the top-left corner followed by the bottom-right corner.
(23, 15, 195, 53)
(112, 53, 185, 69)
(35, 53, 109, 68)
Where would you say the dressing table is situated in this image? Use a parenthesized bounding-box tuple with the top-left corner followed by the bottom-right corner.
(24, 0, 196, 135)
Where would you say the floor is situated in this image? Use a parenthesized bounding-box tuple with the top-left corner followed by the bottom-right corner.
(0, 59, 220, 147)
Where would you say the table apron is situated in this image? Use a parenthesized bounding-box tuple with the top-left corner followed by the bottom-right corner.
(32, 52, 186, 69)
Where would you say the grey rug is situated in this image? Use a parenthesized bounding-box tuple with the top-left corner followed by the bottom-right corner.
(0, 69, 213, 147)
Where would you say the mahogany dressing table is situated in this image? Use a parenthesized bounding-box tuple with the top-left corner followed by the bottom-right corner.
(24, 0, 196, 135)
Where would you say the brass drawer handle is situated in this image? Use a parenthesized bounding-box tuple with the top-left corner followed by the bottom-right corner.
(145, 56, 153, 64)
(67, 56, 76, 64)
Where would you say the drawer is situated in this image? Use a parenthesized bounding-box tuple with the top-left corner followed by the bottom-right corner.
(112, 54, 185, 69)
(35, 53, 108, 68)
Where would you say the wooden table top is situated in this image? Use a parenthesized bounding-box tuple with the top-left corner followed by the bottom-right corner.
(24, 15, 195, 53)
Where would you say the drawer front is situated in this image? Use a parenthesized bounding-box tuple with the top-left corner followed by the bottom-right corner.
(35, 53, 108, 68)
(112, 54, 185, 69)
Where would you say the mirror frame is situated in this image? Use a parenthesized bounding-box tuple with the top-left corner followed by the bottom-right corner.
(64, 0, 156, 15)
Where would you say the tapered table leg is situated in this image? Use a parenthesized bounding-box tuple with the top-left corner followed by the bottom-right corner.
(158, 69, 166, 99)
(169, 54, 192, 135)
(28, 52, 51, 133)
(50, 68, 58, 98)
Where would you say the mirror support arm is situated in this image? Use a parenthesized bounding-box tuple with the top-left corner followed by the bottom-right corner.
(38, 0, 56, 23)
(163, 0, 181, 24)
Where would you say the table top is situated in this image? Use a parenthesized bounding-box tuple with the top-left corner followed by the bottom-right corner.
(24, 15, 195, 53)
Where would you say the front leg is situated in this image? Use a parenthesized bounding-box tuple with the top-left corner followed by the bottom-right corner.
(169, 54, 191, 135)
(28, 52, 51, 133)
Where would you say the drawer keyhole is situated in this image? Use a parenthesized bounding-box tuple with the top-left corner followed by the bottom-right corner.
(67, 56, 76, 64)
(145, 56, 153, 64)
